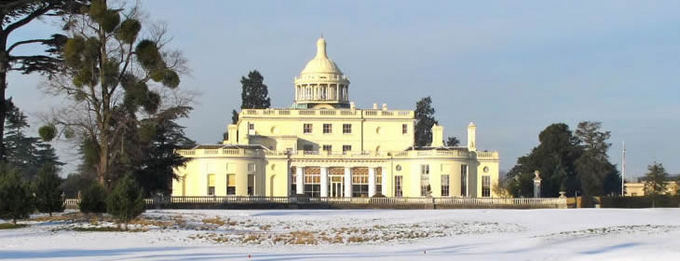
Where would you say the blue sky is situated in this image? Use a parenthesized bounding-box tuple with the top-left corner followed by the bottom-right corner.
(7, 0, 680, 178)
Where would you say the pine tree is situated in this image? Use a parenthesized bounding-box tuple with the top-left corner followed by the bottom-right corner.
(240, 70, 271, 109)
(574, 121, 620, 197)
(0, 1, 87, 160)
(0, 164, 34, 224)
(414, 97, 437, 147)
(79, 182, 107, 214)
(643, 162, 669, 196)
(33, 164, 65, 216)
(506, 123, 582, 197)
(134, 107, 195, 196)
(3, 100, 62, 180)
(106, 174, 145, 229)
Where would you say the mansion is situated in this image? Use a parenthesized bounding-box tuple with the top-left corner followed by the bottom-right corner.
(172, 37, 500, 198)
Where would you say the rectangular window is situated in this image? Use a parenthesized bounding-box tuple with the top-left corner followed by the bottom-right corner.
(441, 175, 450, 197)
(482, 176, 491, 197)
(207, 174, 216, 196)
(352, 168, 369, 197)
(342, 145, 352, 154)
(247, 174, 254, 196)
(461, 165, 468, 197)
(304, 167, 321, 197)
(303, 123, 312, 134)
(421, 165, 430, 197)
(395, 176, 403, 197)
(248, 123, 255, 130)
(343, 124, 352, 134)
(402, 124, 408, 134)
(226, 174, 236, 195)
(323, 123, 332, 134)
(322, 145, 332, 152)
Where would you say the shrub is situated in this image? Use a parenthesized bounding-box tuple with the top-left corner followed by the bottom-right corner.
(33, 165, 65, 216)
(0, 165, 34, 224)
(79, 182, 107, 214)
(106, 174, 145, 229)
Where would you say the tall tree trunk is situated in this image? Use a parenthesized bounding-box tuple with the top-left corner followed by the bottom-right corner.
(0, 47, 8, 161)
(98, 141, 109, 187)
(0, 70, 6, 161)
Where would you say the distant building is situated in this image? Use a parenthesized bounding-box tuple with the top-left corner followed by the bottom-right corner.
(172, 37, 500, 198)
(624, 181, 679, 197)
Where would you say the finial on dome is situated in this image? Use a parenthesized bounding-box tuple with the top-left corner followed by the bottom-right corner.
(316, 36, 327, 58)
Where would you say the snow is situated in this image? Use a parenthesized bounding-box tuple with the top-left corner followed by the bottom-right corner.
(1, 209, 680, 260)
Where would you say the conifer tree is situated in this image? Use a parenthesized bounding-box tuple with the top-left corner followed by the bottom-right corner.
(33, 164, 65, 216)
(3, 100, 63, 180)
(240, 70, 271, 109)
(0, 164, 34, 224)
(0, 0, 87, 160)
(414, 96, 437, 147)
(643, 162, 669, 196)
(78, 182, 106, 214)
(106, 174, 144, 229)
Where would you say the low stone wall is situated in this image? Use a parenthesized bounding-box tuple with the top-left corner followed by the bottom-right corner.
(65, 196, 568, 210)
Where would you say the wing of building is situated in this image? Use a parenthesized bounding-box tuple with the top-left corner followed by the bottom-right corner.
(173, 37, 501, 198)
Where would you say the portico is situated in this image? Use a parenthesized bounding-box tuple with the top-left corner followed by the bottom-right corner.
(291, 163, 387, 197)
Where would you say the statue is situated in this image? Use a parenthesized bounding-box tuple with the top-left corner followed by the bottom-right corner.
(533, 170, 542, 198)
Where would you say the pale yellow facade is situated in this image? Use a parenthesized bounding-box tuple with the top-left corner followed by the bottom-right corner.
(173, 37, 500, 198)
(624, 181, 679, 197)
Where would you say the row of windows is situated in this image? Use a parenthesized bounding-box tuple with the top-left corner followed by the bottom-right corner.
(304, 144, 352, 152)
(246, 123, 410, 135)
(302, 123, 409, 134)
(207, 174, 255, 196)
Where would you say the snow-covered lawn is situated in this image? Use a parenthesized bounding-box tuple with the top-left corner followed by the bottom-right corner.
(1, 208, 680, 260)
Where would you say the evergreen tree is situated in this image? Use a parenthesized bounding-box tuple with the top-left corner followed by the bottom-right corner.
(106, 174, 145, 229)
(642, 162, 669, 196)
(414, 96, 437, 147)
(79, 182, 107, 214)
(0, 0, 87, 160)
(574, 121, 620, 197)
(3, 100, 63, 180)
(506, 123, 582, 197)
(0, 164, 34, 224)
(445, 136, 460, 147)
(134, 106, 195, 196)
(43, 0, 184, 188)
(33, 164, 64, 216)
(240, 70, 271, 109)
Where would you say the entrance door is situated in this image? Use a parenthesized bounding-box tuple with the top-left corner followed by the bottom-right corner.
(329, 176, 344, 197)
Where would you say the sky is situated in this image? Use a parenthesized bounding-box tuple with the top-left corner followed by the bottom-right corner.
(6, 0, 680, 178)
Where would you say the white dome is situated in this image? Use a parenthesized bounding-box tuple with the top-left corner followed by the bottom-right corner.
(300, 37, 343, 75)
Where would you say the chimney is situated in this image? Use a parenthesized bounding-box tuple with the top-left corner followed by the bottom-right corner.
(373, 103, 378, 109)
(382, 103, 388, 111)
(467, 122, 477, 151)
(431, 124, 444, 147)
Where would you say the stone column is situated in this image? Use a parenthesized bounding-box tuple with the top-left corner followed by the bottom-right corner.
(320, 167, 329, 197)
(381, 170, 387, 196)
(344, 167, 352, 197)
(368, 167, 376, 197)
(296, 166, 304, 195)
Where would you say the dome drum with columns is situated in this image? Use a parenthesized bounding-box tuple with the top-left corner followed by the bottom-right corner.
(293, 37, 350, 109)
